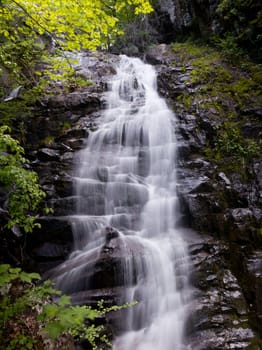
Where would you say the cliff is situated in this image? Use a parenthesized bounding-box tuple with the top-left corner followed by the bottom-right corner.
(18, 46, 261, 348)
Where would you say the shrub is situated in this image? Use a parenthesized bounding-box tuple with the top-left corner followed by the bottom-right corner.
(0, 264, 131, 350)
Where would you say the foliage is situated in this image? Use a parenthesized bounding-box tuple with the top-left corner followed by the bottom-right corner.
(0, 264, 42, 350)
(172, 42, 215, 63)
(0, 0, 153, 82)
(171, 1, 261, 62)
(172, 42, 233, 111)
(0, 264, 40, 287)
(0, 125, 48, 233)
(0, 0, 153, 52)
(171, 41, 262, 109)
(0, 264, 133, 350)
(0, 100, 32, 129)
(39, 298, 128, 349)
(171, 41, 261, 173)
(215, 0, 262, 61)
(212, 33, 245, 63)
(0, 0, 153, 132)
(213, 121, 260, 160)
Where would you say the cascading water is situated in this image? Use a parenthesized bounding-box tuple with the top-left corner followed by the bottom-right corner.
(50, 56, 191, 350)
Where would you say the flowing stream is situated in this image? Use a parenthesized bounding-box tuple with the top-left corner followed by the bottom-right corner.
(52, 56, 191, 350)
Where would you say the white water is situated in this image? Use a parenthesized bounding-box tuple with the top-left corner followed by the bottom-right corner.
(53, 56, 191, 349)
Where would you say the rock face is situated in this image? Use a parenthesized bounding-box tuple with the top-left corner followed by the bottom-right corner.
(153, 0, 221, 39)
(149, 0, 261, 61)
(145, 44, 261, 241)
(25, 51, 119, 273)
(23, 48, 262, 348)
(187, 234, 261, 349)
(147, 44, 262, 348)
(110, 1, 260, 62)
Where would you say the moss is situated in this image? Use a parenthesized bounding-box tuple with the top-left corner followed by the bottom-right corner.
(61, 121, 71, 131)
(40, 136, 55, 146)
(199, 102, 221, 113)
(251, 68, 262, 85)
(171, 40, 262, 176)
(189, 58, 231, 85)
(177, 94, 193, 107)
(171, 41, 262, 103)
(171, 42, 215, 62)
(231, 77, 256, 95)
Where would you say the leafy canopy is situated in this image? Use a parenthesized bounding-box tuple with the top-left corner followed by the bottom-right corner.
(0, 0, 153, 108)
(0, 0, 153, 52)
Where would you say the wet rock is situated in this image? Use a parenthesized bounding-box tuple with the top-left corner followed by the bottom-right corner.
(145, 44, 171, 65)
(26, 217, 73, 273)
(25, 50, 119, 273)
(37, 148, 60, 161)
(54, 174, 74, 197)
(46, 91, 103, 114)
(176, 141, 191, 160)
(157, 66, 191, 100)
(188, 235, 260, 349)
(60, 152, 75, 162)
(32, 242, 70, 259)
(242, 105, 262, 118)
(218, 172, 231, 187)
(63, 138, 85, 150)
(224, 208, 262, 242)
(56, 127, 87, 140)
(170, 72, 261, 242)
(105, 227, 120, 242)
(3, 85, 22, 101)
(50, 196, 92, 216)
(46, 233, 146, 295)
(87, 54, 259, 349)
(189, 327, 255, 350)
(246, 251, 262, 322)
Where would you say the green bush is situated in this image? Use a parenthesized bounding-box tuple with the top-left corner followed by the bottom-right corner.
(0, 125, 48, 233)
(210, 121, 260, 166)
(0, 264, 131, 350)
(215, 34, 245, 63)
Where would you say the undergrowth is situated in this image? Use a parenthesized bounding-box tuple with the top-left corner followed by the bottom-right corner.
(0, 264, 132, 350)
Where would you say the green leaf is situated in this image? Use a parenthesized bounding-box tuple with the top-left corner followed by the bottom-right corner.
(58, 295, 71, 307)
(20, 272, 41, 283)
(45, 322, 64, 339)
(0, 264, 10, 274)
(9, 267, 21, 274)
(42, 304, 59, 318)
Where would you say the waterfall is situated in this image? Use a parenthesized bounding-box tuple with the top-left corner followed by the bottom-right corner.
(51, 55, 191, 350)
